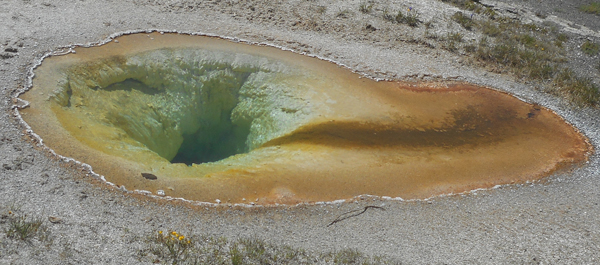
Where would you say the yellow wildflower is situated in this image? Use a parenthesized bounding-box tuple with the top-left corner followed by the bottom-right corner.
(179, 235, 184, 240)
(158, 231, 163, 234)
(172, 231, 178, 236)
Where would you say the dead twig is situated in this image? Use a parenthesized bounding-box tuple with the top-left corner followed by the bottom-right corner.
(327, 206, 385, 227)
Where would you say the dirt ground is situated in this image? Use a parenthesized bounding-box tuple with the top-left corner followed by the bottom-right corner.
(1, 0, 599, 264)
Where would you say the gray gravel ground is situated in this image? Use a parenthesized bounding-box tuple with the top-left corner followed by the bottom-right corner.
(1, 0, 600, 264)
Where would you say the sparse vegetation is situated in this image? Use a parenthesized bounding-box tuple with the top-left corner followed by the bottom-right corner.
(359, 2, 373, 14)
(452, 11, 474, 30)
(445, 32, 463, 51)
(447, 32, 463, 42)
(554, 68, 600, 106)
(440, 0, 600, 106)
(555, 33, 568, 48)
(2, 209, 50, 242)
(383, 8, 420, 27)
(481, 21, 501, 37)
(395, 8, 420, 27)
(140, 231, 400, 265)
(581, 40, 599, 56)
(580, 2, 600, 15)
(315, 5, 326, 14)
(336, 9, 352, 19)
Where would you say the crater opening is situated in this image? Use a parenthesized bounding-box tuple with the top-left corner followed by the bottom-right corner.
(19, 32, 592, 205)
(103, 77, 253, 165)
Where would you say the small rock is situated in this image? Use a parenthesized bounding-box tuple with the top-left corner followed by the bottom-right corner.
(215, 199, 221, 203)
(48, 216, 62, 223)
(0, 53, 14, 59)
(156, 190, 165, 196)
(2, 164, 11, 170)
(366, 24, 377, 31)
(141, 173, 158, 180)
(4, 47, 17, 53)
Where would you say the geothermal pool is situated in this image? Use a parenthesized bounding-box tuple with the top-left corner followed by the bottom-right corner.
(19, 32, 591, 204)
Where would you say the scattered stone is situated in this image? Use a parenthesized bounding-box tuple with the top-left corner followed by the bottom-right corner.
(48, 216, 62, 224)
(0, 53, 14, 59)
(2, 164, 11, 170)
(141, 173, 158, 180)
(156, 190, 165, 196)
(4, 47, 17, 53)
(366, 24, 377, 31)
(12, 155, 34, 170)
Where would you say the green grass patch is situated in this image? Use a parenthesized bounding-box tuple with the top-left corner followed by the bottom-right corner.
(517, 34, 537, 47)
(581, 40, 599, 56)
(554, 68, 600, 106)
(481, 21, 501, 37)
(580, 2, 600, 15)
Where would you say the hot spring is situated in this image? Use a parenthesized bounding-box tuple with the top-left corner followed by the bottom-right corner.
(19, 32, 591, 204)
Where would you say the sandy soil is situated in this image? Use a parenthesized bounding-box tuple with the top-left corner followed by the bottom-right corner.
(1, 0, 599, 264)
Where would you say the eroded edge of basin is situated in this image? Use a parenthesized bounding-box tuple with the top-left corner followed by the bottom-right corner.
(11, 29, 594, 208)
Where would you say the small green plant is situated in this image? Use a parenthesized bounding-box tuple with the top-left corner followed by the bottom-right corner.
(382, 8, 395, 21)
(581, 40, 599, 56)
(447, 32, 463, 42)
(395, 8, 420, 27)
(359, 2, 373, 14)
(4, 212, 46, 241)
(336, 9, 352, 18)
(580, 2, 600, 15)
(150, 231, 193, 265)
(452, 11, 474, 30)
(444, 33, 463, 52)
